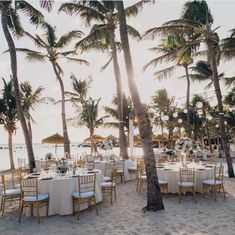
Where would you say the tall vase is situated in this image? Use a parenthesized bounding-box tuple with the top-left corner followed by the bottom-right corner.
(180, 151, 187, 167)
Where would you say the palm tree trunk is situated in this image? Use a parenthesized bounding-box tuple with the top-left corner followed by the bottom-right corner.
(207, 40, 234, 177)
(8, 130, 15, 170)
(51, 62, 70, 156)
(27, 119, 33, 144)
(109, 27, 128, 159)
(203, 109, 212, 152)
(116, 0, 164, 211)
(1, 2, 35, 172)
(185, 65, 191, 138)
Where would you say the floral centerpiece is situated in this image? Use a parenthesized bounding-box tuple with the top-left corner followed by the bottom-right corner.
(56, 158, 69, 174)
(175, 137, 193, 166)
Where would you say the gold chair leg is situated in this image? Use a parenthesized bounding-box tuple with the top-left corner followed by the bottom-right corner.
(178, 187, 181, 204)
(114, 187, 117, 201)
(18, 201, 24, 223)
(111, 188, 113, 205)
(36, 202, 40, 224)
(136, 179, 139, 192)
(123, 173, 126, 184)
(1, 197, 5, 216)
(77, 200, 80, 220)
(46, 200, 49, 217)
(222, 185, 226, 200)
(214, 186, 217, 202)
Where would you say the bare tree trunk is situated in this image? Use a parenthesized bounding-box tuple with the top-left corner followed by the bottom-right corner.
(109, 27, 129, 159)
(1, 2, 35, 172)
(207, 39, 234, 177)
(51, 62, 70, 156)
(8, 130, 15, 170)
(116, 0, 164, 211)
(185, 65, 191, 138)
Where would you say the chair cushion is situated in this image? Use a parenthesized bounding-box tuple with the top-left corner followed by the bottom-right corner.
(203, 179, 223, 185)
(14, 183, 21, 189)
(23, 193, 49, 202)
(139, 175, 147, 180)
(117, 170, 124, 173)
(104, 176, 111, 182)
(101, 182, 115, 187)
(158, 179, 168, 185)
(128, 167, 137, 171)
(178, 182, 194, 187)
(72, 191, 94, 198)
(2, 188, 21, 196)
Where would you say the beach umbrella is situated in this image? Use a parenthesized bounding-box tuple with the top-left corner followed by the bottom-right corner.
(105, 135, 118, 143)
(83, 135, 105, 144)
(152, 134, 167, 142)
(42, 133, 64, 153)
(133, 135, 141, 145)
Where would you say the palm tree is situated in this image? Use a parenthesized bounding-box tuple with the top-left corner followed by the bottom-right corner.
(224, 88, 235, 106)
(104, 93, 137, 136)
(115, 0, 164, 211)
(20, 82, 50, 144)
(151, 89, 173, 147)
(0, 78, 18, 169)
(59, 1, 143, 159)
(140, 0, 234, 177)
(15, 23, 88, 157)
(0, 0, 52, 172)
(143, 34, 194, 138)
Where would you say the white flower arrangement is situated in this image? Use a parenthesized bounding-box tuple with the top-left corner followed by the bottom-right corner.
(175, 137, 193, 153)
(56, 158, 69, 173)
(100, 140, 113, 151)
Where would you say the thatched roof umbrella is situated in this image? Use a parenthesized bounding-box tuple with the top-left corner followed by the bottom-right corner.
(152, 134, 168, 142)
(133, 135, 141, 145)
(42, 133, 64, 153)
(83, 135, 105, 144)
(105, 135, 118, 143)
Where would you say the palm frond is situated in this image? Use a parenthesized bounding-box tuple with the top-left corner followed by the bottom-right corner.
(24, 31, 47, 48)
(40, 0, 53, 12)
(101, 56, 113, 72)
(154, 65, 177, 80)
(126, 24, 140, 39)
(66, 58, 89, 66)
(57, 50, 77, 57)
(14, 48, 46, 62)
(59, 3, 105, 26)
(124, 0, 153, 17)
(56, 30, 84, 48)
(223, 76, 235, 88)
(16, 1, 45, 25)
(103, 122, 119, 129)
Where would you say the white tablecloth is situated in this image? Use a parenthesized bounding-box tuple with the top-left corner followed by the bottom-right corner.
(29, 170, 103, 216)
(157, 163, 214, 194)
(95, 159, 136, 181)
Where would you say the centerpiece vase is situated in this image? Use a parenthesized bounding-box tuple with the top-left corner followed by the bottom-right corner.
(180, 152, 187, 167)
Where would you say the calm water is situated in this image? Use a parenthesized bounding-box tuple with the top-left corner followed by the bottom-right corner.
(0, 143, 144, 171)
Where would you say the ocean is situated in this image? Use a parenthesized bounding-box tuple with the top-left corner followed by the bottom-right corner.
(0, 143, 144, 171)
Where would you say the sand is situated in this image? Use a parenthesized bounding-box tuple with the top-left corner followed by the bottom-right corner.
(1, 177, 235, 235)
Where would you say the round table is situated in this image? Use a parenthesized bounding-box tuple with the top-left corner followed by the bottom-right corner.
(29, 170, 103, 216)
(157, 162, 214, 194)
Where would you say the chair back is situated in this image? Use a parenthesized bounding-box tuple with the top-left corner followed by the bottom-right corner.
(86, 161, 95, 170)
(1, 174, 6, 195)
(115, 160, 125, 172)
(208, 155, 217, 165)
(104, 162, 116, 177)
(18, 158, 26, 169)
(214, 163, 224, 183)
(111, 169, 117, 184)
(136, 162, 145, 178)
(20, 177, 39, 200)
(78, 174, 96, 196)
(179, 168, 195, 184)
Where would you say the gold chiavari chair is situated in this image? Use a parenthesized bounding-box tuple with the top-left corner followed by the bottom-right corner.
(104, 162, 116, 182)
(178, 168, 196, 203)
(11, 169, 28, 189)
(72, 174, 98, 219)
(18, 177, 49, 224)
(136, 163, 146, 193)
(0, 174, 21, 216)
(115, 160, 125, 183)
(101, 169, 117, 205)
(76, 159, 85, 169)
(202, 163, 226, 201)
(158, 179, 168, 195)
(208, 155, 217, 165)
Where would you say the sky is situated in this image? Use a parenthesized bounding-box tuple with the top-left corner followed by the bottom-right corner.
(0, 0, 235, 144)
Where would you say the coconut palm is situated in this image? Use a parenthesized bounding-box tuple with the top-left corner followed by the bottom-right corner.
(140, 0, 234, 177)
(0, 78, 18, 169)
(59, 0, 144, 159)
(15, 23, 88, 156)
(151, 89, 173, 147)
(0, 0, 52, 172)
(143, 33, 194, 138)
(104, 93, 136, 135)
(20, 82, 52, 144)
(115, 0, 164, 211)
(224, 88, 235, 106)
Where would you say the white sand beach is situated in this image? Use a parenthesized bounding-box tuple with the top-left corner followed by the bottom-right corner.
(1, 177, 235, 235)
